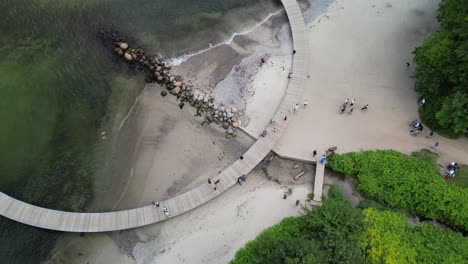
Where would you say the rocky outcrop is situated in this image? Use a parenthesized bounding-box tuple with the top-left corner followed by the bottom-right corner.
(100, 31, 241, 136)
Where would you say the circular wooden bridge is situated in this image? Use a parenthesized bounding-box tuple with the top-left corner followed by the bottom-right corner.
(0, 0, 310, 232)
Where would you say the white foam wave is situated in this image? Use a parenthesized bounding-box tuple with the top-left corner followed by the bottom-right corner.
(167, 9, 283, 66)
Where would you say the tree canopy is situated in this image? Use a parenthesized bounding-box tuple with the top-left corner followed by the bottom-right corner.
(413, 0, 468, 136)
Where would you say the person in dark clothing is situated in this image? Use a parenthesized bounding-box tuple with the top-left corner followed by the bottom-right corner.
(313, 150, 317, 157)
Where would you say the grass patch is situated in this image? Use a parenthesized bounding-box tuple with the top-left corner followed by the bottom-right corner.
(411, 149, 439, 166)
(451, 165, 468, 188)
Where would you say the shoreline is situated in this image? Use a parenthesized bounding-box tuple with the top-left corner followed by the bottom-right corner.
(167, 8, 284, 66)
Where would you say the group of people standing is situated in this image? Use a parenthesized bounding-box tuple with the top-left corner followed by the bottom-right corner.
(339, 98, 368, 115)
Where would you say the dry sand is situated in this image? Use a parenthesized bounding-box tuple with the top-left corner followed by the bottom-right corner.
(46, 0, 468, 263)
(273, 0, 468, 165)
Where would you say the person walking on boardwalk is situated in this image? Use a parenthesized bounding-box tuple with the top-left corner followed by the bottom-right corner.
(313, 150, 317, 157)
(350, 99, 355, 107)
(293, 104, 299, 113)
(303, 100, 309, 108)
(320, 154, 326, 164)
(344, 98, 349, 105)
(361, 104, 368, 111)
(214, 179, 220, 185)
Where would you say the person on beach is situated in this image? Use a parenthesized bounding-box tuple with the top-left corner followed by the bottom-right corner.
(350, 99, 355, 107)
(348, 108, 354, 115)
(426, 131, 434, 138)
(361, 104, 368, 111)
(208, 179, 212, 184)
(303, 100, 309, 108)
(340, 105, 346, 114)
(288, 72, 293, 79)
(344, 98, 349, 105)
(292, 50, 296, 55)
(214, 179, 220, 185)
(260, 58, 266, 65)
(313, 150, 317, 157)
(284, 116, 288, 121)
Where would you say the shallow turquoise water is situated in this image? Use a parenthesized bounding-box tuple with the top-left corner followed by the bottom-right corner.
(0, 0, 279, 262)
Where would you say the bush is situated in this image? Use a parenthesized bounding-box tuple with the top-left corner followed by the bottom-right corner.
(361, 208, 468, 263)
(328, 150, 468, 231)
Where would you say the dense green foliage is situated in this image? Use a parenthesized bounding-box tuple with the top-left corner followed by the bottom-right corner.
(230, 188, 363, 264)
(231, 188, 468, 263)
(362, 208, 468, 263)
(413, 0, 468, 136)
(328, 150, 468, 231)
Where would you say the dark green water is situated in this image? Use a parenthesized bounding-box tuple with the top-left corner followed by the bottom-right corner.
(0, 0, 280, 262)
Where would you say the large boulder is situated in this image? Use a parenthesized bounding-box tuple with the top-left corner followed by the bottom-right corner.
(170, 87, 181, 95)
(124, 52, 133, 61)
(120, 43, 129, 50)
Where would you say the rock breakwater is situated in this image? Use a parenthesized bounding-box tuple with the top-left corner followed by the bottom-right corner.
(98, 30, 242, 137)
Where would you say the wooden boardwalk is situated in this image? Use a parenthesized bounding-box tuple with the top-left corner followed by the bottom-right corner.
(313, 161, 325, 203)
(0, 0, 309, 232)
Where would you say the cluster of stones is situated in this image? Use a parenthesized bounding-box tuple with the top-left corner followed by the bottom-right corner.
(109, 35, 241, 137)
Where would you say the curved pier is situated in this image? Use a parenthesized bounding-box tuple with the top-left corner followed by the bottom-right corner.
(0, 0, 309, 232)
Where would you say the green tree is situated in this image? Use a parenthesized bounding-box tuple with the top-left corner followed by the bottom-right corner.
(413, 0, 468, 136)
(436, 91, 468, 134)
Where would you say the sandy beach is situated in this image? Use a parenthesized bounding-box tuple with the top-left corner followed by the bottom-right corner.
(46, 0, 467, 263)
